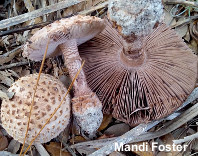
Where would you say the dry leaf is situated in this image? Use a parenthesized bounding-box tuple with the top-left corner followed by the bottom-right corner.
(164, 9, 174, 26)
(98, 114, 112, 131)
(7, 140, 20, 154)
(17, 68, 30, 77)
(0, 70, 15, 87)
(129, 142, 153, 156)
(70, 136, 86, 144)
(0, 47, 21, 65)
(0, 136, 8, 151)
(172, 127, 187, 141)
(0, 56, 14, 65)
(97, 134, 114, 140)
(0, 130, 8, 151)
(175, 25, 188, 38)
(184, 29, 191, 42)
(191, 139, 198, 151)
(104, 123, 130, 137)
(188, 39, 198, 55)
(163, 5, 177, 26)
(58, 125, 70, 143)
(59, 75, 71, 88)
(0, 90, 9, 100)
(0, 84, 8, 92)
(8, 70, 20, 78)
(45, 142, 71, 156)
(52, 60, 59, 78)
(159, 133, 182, 156)
(2, 36, 10, 46)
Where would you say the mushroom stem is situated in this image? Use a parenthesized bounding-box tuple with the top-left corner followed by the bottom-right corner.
(122, 35, 144, 58)
(119, 35, 146, 67)
(59, 40, 103, 136)
(59, 40, 91, 96)
(34, 143, 50, 156)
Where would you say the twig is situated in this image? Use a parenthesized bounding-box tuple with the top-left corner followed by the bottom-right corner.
(62, 142, 77, 156)
(0, 1, 108, 37)
(0, 61, 29, 70)
(79, 1, 108, 15)
(70, 137, 114, 149)
(71, 87, 198, 150)
(0, 0, 86, 30)
(190, 152, 198, 156)
(173, 132, 198, 144)
(0, 46, 23, 58)
(0, 46, 22, 65)
(171, 15, 198, 28)
(0, 21, 52, 37)
(164, 0, 198, 8)
(89, 124, 147, 156)
(20, 40, 50, 156)
(0, 151, 28, 156)
(166, 87, 198, 119)
(127, 102, 198, 143)
(77, 102, 198, 155)
(40, 0, 47, 22)
(23, 0, 35, 12)
(34, 143, 50, 156)
(0, 13, 6, 18)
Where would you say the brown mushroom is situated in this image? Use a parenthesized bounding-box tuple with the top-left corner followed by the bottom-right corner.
(23, 15, 105, 136)
(1, 73, 70, 144)
(78, 0, 198, 126)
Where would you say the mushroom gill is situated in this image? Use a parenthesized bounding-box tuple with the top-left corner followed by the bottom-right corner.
(79, 19, 197, 126)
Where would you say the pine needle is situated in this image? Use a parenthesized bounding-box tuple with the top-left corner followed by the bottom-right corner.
(19, 40, 50, 156)
(22, 61, 85, 156)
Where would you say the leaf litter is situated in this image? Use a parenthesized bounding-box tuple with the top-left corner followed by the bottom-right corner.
(0, 0, 198, 156)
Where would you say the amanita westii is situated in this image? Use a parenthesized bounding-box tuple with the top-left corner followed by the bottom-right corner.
(79, 0, 198, 126)
(23, 15, 105, 136)
(0, 74, 70, 155)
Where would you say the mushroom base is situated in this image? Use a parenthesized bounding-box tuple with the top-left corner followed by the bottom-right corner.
(72, 93, 103, 136)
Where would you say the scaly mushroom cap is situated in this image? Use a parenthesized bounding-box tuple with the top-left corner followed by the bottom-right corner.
(72, 93, 103, 135)
(79, 20, 197, 126)
(1, 74, 70, 144)
(23, 15, 105, 61)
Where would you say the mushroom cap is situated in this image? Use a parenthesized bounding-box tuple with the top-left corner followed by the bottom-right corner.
(72, 92, 103, 135)
(23, 15, 106, 61)
(79, 20, 197, 126)
(1, 74, 70, 144)
(108, 0, 164, 37)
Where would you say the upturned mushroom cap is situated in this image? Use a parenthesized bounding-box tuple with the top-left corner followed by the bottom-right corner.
(72, 93, 103, 135)
(1, 74, 70, 144)
(108, 0, 164, 37)
(79, 20, 197, 126)
(23, 15, 106, 61)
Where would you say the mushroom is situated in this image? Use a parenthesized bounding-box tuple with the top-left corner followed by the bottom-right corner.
(22, 15, 105, 136)
(78, 0, 198, 126)
(0, 73, 70, 146)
